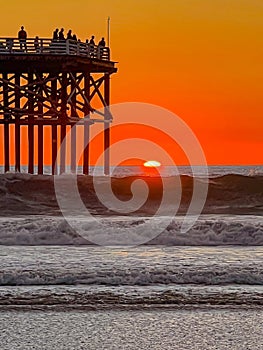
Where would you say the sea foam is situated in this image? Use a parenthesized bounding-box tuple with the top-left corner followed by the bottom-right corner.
(0, 215, 262, 246)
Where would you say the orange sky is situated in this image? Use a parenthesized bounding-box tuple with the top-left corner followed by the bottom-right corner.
(0, 0, 263, 165)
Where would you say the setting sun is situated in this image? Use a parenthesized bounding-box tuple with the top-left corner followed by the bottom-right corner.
(143, 160, 161, 168)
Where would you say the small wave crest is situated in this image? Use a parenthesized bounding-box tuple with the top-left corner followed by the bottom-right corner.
(0, 285, 262, 308)
(0, 250, 263, 286)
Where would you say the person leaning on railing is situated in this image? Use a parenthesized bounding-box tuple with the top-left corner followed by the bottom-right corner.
(53, 28, 59, 41)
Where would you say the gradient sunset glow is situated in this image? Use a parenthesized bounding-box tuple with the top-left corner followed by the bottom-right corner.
(0, 0, 262, 165)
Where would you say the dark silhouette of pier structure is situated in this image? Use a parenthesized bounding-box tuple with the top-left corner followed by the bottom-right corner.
(0, 37, 117, 174)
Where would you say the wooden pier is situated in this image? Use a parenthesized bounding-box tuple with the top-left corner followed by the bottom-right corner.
(0, 37, 117, 174)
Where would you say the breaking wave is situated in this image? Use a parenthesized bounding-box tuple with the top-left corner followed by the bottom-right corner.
(0, 244, 263, 286)
(0, 173, 262, 246)
(0, 215, 262, 246)
(0, 173, 262, 216)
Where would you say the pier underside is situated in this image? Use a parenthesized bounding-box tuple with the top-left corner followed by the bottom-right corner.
(0, 53, 117, 175)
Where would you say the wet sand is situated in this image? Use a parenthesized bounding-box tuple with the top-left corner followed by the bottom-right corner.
(0, 308, 262, 350)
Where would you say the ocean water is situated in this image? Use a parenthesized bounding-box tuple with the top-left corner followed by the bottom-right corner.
(0, 166, 262, 349)
(1, 164, 263, 177)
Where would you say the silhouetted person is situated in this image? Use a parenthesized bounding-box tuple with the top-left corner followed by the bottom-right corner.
(34, 36, 40, 52)
(67, 30, 73, 40)
(53, 28, 59, 41)
(58, 28, 65, 41)
(98, 37, 106, 59)
(85, 39, 90, 55)
(18, 26, 27, 51)
(72, 34, 77, 41)
(89, 35, 95, 46)
(98, 37, 106, 47)
(89, 35, 95, 57)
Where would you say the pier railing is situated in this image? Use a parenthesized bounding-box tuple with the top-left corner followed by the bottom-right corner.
(0, 38, 110, 60)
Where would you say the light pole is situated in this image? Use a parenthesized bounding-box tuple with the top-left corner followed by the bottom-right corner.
(107, 16, 110, 47)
